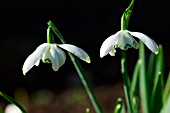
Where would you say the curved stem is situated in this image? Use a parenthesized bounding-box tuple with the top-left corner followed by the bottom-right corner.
(48, 21, 103, 113)
(69, 55, 103, 113)
(121, 51, 133, 113)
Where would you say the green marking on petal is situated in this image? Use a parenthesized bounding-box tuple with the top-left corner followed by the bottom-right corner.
(124, 43, 132, 49)
(44, 58, 51, 63)
(115, 44, 119, 48)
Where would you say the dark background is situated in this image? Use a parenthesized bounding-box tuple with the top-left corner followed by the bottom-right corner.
(0, 0, 170, 94)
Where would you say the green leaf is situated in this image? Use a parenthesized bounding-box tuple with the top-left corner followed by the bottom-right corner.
(113, 98, 125, 113)
(0, 92, 27, 113)
(130, 59, 141, 112)
(147, 52, 157, 103)
(150, 45, 164, 113)
(147, 52, 156, 94)
(161, 93, 170, 113)
(139, 41, 150, 113)
(150, 72, 163, 113)
(147, 52, 156, 79)
(163, 71, 170, 104)
(155, 45, 164, 77)
(130, 59, 141, 96)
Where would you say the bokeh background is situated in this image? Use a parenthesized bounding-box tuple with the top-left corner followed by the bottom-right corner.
(0, 0, 170, 112)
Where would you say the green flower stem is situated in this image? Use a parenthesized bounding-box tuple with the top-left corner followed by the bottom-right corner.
(48, 21, 103, 113)
(121, 0, 135, 30)
(0, 92, 27, 113)
(121, 51, 133, 113)
(120, 2, 136, 112)
(71, 57, 102, 113)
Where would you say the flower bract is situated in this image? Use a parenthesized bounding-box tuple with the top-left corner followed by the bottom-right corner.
(23, 43, 90, 75)
(100, 30, 158, 58)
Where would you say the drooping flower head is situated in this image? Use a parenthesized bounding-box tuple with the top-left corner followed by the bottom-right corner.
(22, 27, 90, 75)
(100, 30, 158, 58)
(22, 43, 90, 75)
(100, 0, 158, 58)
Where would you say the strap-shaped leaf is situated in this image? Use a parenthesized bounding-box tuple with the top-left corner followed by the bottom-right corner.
(139, 41, 150, 113)
(150, 45, 164, 113)
(161, 92, 170, 113)
(163, 71, 170, 104)
(150, 72, 163, 113)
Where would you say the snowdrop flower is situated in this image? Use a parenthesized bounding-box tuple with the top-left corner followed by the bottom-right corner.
(22, 43, 90, 75)
(5, 104, 22, 113)
(100, 30, 158, 58)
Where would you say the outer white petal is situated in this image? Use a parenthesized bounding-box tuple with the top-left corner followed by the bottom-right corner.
(58, 44, 91, 63)
(127, 30, 158, 54)
(109, 48, 116, 56)
(100, 31, 121, 58)
(22, 43, 49, 75)
(52, 45, 66, 68)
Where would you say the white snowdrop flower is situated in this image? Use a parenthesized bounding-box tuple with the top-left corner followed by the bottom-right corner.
(23, 43, 90, 75)
(100, 30, 158, 58)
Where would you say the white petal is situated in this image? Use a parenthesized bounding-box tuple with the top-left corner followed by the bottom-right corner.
(49, 45, 60, 71)
(100, 31, 121, 58)
(22, 43, 48, 75)
(109, 48, 116, 56)
(127, 30, 158, 54)
(52, 45, 66, 68)
(35, 60, 40, 66)
(58, 44, 91, 63)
